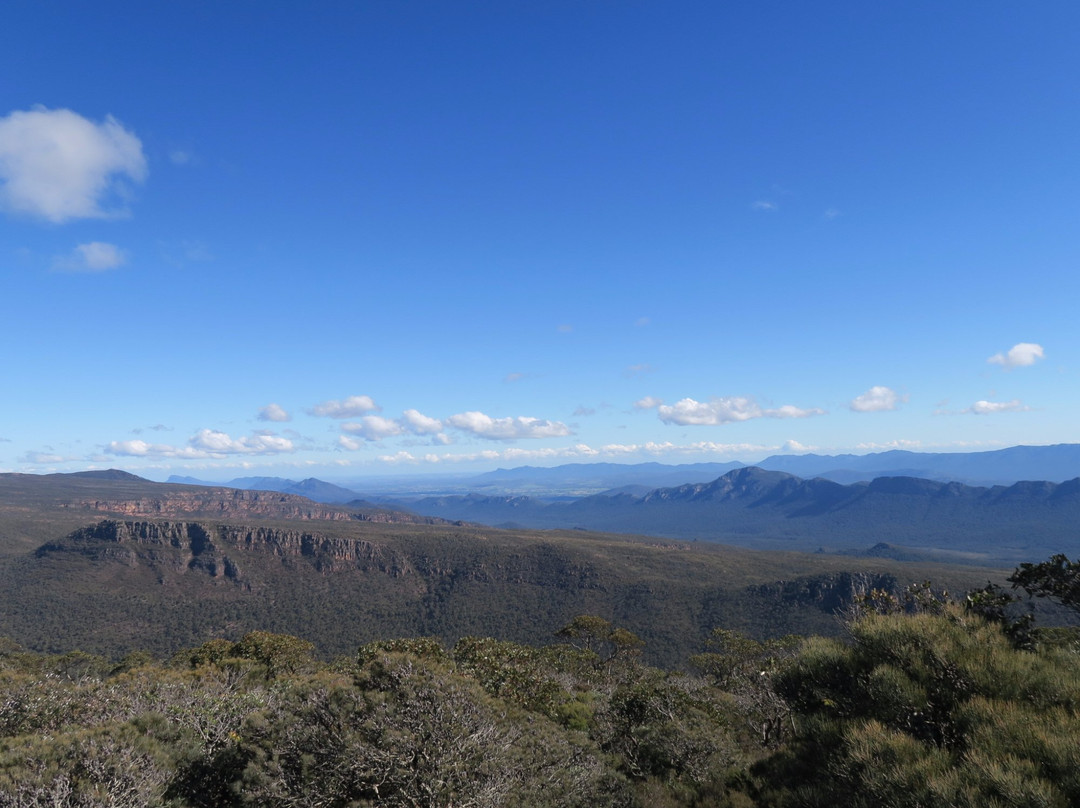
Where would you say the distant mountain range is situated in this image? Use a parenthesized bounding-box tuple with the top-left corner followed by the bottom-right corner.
(753, 443, 1080, 486)
(387, 466, 1080, 564)
(159, 444, 1080, 564)
(168, 475, 366, 504)
(0, 469, 1020, 665)
(169, 443, 1080, 503)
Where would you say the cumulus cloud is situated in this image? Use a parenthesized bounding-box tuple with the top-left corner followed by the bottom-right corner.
(341, 416, 406, 441)
(446, 411, 572, 441)
(189, 429, 294, 454)
(309, 395, 379, 418)
(54, 241, 127, 272)
(258, 403, 291, 422)
(850, 386, 903, 413)
(402, 409, 443, 434)
(782, 439, 816, 453)
(966, 399, 1028, 415)
(634, 396, 663, 410)
(106, 429, 294, 458)
(0, 106, 147, 222)
(657, 396, 824, 426)
(988, 343, 1045, 370)
(334, 409, 446, 447)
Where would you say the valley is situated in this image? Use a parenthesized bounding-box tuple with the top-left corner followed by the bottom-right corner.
(0, 469, 1035, 668)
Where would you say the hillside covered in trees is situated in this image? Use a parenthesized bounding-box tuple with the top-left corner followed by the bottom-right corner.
(1, 569, 1078, 807)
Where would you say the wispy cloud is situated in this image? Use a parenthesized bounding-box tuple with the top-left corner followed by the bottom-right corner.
(850, 386, 904, 413)
(258, 403, 291, 422)
(634, 396, 663, 410)
(19, 451, 78, 464)
(0, 106, 147, 222)
(377, 440, 775, 466)
(988, 342, 1044, 370)
(309, 395, 379, 418)
(53, 241, 127, 272)
(624, 363, 654, 377)
(751, 200, 777, 212)
(657, 396, 824, 426)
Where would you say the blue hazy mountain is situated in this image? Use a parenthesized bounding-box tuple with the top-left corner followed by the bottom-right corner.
(395, 466, 1080, 564)
(755, 444, 1080, 485)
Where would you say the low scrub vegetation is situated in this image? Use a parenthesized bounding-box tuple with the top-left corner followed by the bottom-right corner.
(0, 559, 1077, 806)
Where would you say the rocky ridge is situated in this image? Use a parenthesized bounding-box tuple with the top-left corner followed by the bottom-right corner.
(38, 519, 415, 582)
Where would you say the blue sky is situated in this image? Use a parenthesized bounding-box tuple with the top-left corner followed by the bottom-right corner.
(2, 2, 1078, 481)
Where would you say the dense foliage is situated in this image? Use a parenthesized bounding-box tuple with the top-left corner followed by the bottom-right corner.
(1, 557, 1078, 806)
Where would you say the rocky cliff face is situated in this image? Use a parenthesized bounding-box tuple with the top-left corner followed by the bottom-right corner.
(38, 519, 415, 583)
(62, 488, 442, 524)
(749, 571, 899, 613)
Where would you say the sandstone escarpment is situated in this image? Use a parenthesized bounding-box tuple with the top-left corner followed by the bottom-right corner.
(38, 519, 414, 582)
(65, 488, 443, 525)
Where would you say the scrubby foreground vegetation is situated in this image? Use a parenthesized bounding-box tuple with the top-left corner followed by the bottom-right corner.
(2, 560, 1079, 807)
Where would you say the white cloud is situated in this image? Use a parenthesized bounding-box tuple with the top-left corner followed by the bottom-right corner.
(635, 316, 651, 327)
(189, 429, 294, 454)
(337, 435, 364, 451)
(19, 451, 75, 464)
(377, 451, 418, 464)
(557, 324, 573, 333)
(625, 363, 653, 377)
(824, 208, 841, 220)
(334, 409, 445, 446)
(782, 439, 816, 453)
(850, 386, 903, 413)
(309, 395, 379, 418)
(341, 415, 405, 441)
(966, 399, 1028, 415)
(855, 439, 924, 450)
(402, 409, 443, 434)
(106, 429, 294, 458)
(504, 372, 524, 383)
(398, 440, 774, 466)
(0, 106, 147, 222)
(54, 241, 127, 272)
(751, 200, 777, 212)
(988, 342, 1045, 369)
(634, 396, 663, 410)
(657, 396, 824, 426)
(258, 403, 291, 422)
(446, 411, 572, 441)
